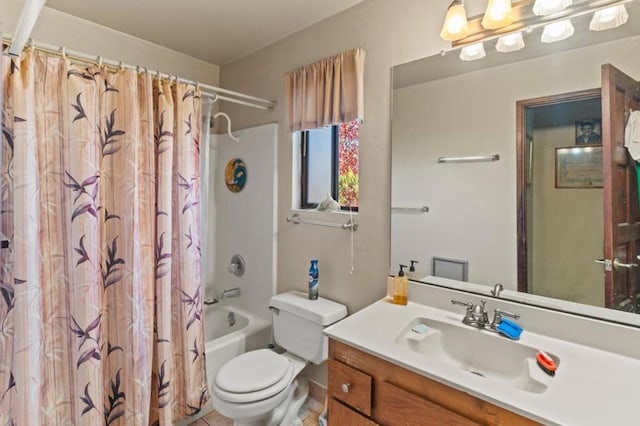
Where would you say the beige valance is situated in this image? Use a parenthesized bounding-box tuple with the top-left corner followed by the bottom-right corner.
(285, 48, 365, 133)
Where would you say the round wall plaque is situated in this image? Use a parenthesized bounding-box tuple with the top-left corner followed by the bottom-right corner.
(224, 158, 247, 193)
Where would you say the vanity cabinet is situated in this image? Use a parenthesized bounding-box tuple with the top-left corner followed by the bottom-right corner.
(327, 339, 539, 426)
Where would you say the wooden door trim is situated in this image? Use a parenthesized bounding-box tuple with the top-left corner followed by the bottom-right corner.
(516, 88, 602, 293)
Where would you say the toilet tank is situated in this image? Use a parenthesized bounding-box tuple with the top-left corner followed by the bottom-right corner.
(269, 291, 347, 364)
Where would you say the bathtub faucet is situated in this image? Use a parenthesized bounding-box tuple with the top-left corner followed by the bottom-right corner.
(221, 287, 241, 300)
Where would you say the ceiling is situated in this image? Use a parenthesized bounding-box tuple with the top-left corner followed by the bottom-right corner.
(44, 0, 367, 65)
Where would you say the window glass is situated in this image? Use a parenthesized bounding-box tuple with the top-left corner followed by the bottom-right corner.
(298, 121, 359, 211)
(338, 121, 359, 209)
(306, 126, 334, 205)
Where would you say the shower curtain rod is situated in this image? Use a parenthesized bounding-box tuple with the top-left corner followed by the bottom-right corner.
(1, 35, 276, 111)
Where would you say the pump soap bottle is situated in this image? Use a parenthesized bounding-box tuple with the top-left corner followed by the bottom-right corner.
(392, 264, 408, 305)
(408, 260, 419, 280)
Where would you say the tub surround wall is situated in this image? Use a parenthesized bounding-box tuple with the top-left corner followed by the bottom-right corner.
(212, 124, 278, 321)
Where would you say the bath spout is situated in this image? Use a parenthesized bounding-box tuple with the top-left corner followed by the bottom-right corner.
(221, 288, 241, 300)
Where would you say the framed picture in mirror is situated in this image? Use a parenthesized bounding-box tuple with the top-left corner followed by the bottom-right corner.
(575, 119, 602, 145)
(555, 146, 603, 189)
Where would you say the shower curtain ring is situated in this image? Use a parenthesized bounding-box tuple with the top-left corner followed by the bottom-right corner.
(61, 46, 67, 59)
(97, 56, 103, 67)
(118, 61, 125, 71)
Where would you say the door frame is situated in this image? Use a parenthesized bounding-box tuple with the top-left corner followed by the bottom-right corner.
(516, 88, 602, 293)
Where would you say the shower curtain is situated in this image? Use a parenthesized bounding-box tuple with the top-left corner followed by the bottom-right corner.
(0, 51, 208, 424)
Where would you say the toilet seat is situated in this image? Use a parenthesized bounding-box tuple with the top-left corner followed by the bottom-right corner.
(213, 349, 295, 404)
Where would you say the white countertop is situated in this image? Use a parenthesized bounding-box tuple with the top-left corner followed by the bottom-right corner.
(324, 297, 640, 426)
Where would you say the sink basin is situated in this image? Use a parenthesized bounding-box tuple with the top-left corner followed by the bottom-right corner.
(395, 318, 559, 394)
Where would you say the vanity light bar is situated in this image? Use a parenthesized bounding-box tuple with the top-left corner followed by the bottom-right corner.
(438, 154, 500, 163)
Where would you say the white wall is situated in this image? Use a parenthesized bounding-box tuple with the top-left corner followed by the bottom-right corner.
(211, 124, 277, 321)
(218, 0, 455, 317)
(3, 1, 220, 85)
(391, 35, 640, 290)
(531, 126, 603, 307)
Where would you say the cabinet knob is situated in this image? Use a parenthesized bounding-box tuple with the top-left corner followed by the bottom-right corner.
(341, 383, 351, 393)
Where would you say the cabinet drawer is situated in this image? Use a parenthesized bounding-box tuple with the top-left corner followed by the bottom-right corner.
(328, 398, 379, 426)
(328, 358, 372, 416)
(377, 381, 479, 426)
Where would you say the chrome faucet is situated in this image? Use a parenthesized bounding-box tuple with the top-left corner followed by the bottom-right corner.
(203, 287, 241, 305)
(491, 283, 504, 298)
(451, 299, 520, 333)
(221, 287, 241, 300)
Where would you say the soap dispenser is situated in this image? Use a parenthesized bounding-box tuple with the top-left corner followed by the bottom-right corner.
(408, 260, 419, 280)
(392, 264, 408, 305)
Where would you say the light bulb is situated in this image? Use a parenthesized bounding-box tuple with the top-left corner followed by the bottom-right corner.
(496, 32, 525, 52)
(459, 43, 486, 61)
(482, 0, 513, 29)
(440, 1, 469, 41)
(533, 0, 572, 16)
(489, 0, 509, 20)
(447, 14, 466, 34)
(541, 20, 574, 43)
(590, 5, 628, 31)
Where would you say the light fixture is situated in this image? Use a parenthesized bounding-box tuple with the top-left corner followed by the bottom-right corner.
(541, 19, 574, 43)
(590, 5, 628, 31)
(440, 0, 470, 41)
(8, 0, 47, 57)
(533, 0, 573, 16)
(496, 32, 525, 52)
(459, 42, 486, 61)
(441, 0, 631, 61)
(482, 0, 514, 29)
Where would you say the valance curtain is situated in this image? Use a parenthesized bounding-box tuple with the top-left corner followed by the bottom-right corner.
(0, 51, 208, 425)
(285, 48, 365, 133)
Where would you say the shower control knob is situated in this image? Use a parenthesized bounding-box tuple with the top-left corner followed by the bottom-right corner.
(341, 383, 351, 393)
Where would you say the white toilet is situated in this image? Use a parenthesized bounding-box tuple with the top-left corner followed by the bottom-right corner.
(211, 291, 347, 426)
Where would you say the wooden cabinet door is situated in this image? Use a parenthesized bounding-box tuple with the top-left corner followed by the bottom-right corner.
(602, 64, 640, 310)
(376, 381, 479, 426)
(328, 398, 379, 426)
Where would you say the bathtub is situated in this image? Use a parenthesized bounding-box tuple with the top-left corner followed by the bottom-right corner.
(203, 302, 272, 381)
(176, 302, 271, 425)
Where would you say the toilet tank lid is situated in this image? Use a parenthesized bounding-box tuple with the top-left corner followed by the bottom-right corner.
(270, 291, 347, 325)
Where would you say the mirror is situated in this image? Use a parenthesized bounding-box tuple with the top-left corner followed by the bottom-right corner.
(391, 2, 640, 326)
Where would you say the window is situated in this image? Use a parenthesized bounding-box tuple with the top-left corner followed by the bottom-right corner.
(299, 120, 359, 211)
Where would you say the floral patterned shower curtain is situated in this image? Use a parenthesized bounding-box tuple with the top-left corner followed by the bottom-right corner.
(0, 51, 208, 425)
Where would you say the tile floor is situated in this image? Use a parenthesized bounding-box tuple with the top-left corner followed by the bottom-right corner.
(188, 397, 324, 426)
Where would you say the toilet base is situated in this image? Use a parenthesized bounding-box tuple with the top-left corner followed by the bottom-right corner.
(232, 376, 309, 426)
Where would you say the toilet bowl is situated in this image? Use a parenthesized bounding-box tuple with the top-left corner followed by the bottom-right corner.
(211, 350, 307, 425)
(211, 291, 347, 426)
